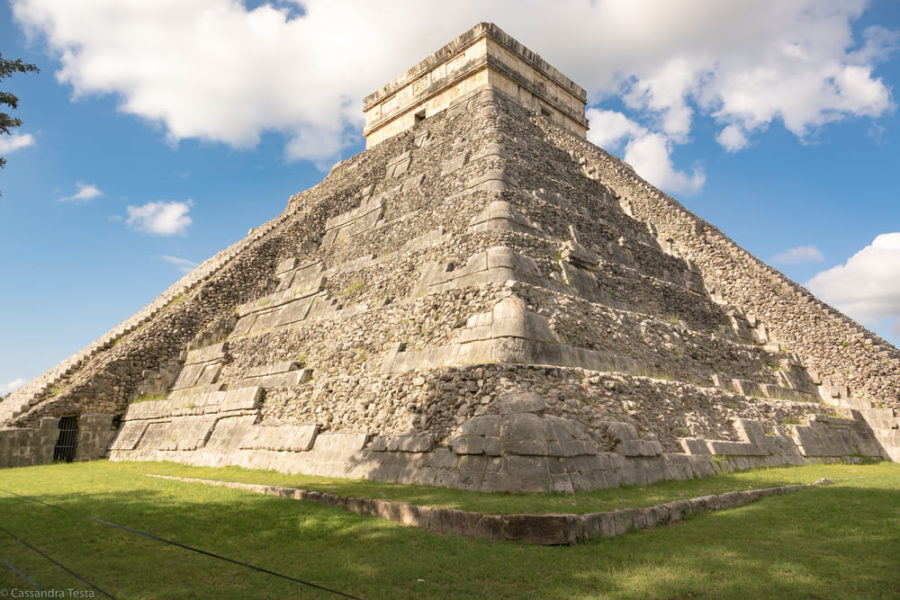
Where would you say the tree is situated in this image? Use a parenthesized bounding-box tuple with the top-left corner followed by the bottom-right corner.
(1, 54, 40, 169)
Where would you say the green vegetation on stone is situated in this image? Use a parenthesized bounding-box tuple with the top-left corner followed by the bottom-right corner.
(132, 394, 168, 404)
(343, 280, 364, 295)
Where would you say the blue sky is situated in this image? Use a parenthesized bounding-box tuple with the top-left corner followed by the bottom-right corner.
(1, 0, 899, 394)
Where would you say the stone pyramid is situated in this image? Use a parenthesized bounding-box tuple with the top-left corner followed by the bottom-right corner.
(2, 23, 897, 492)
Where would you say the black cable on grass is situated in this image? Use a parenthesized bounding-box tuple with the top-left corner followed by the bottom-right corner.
(0, 487, 363, 600)
(0, 554, 44, 590)
(0, 525, 116, 599)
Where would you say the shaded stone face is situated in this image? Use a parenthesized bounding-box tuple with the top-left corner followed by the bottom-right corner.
(2, 25, 898, 483)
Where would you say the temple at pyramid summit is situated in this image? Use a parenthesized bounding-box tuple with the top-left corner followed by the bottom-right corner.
(1, 23, 897, 491)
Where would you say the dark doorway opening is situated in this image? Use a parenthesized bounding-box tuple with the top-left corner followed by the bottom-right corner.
(53, 416, 79, 463)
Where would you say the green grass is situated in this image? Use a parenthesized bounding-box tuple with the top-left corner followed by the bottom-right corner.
(0, 461, 897, 599)
(131, 460, 869, 515)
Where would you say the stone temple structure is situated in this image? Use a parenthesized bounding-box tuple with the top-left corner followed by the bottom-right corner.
(1, 23, 898, 492)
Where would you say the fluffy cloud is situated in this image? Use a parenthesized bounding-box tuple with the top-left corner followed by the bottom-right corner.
(715, 125, 750, 152)
(624, 133, 705, 195)
(807, 233, 900, 331)
(12, 0, 895, 182)
(160, 255, 199, 273)
(60, 182, 103, 203)
(773, 245, 825, 264)
(126, 200, 193, 236)
(0, 132, 35, 154)
(586, 109, 646, 150)
(0, 378, 26, 395)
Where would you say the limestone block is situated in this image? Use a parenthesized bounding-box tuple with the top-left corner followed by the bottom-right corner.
(221, 386, 263, 412)
(246, 361, 301, 379)
(136, 422, 172, 450)
(451, 435, 499, 456)
(205, 416, 258, 452)
(496, 455, 551, 493)
(276, 257, 299, 274)
(501, 513, 579, 545)
(249, 310, 281, 335)
(499, 393, 546, 414)
(76, 414, 116, 461)
(234, 370, 312, 390)
(401, 227, 450, 253)
(173, 364, 205, 390)
(168, 417, 217, 451)
(460, 415, 502, 437)
(731, 379, 762, 397)
(730, 316, 754, 341)
(458, 340, 501, 365)
(196, 363, 223, 386)
(547, 439, 598, 457)
(379, 342, 405, 374)
(818, 385, 849, 401)
(453, 325, 493, 344)
(386, 433, 434, 453)
(386, 151, 412, 178)
(466, 168, 516, 192)
(421, 448, 459, 469)
(312, 431, 369, 454)
(792, 416, 882, 458)
(760, 384, 811, 402)
(562, 240, 600, 269)
(500, 412, 545, 443)
(440, 154, 467, 176)
(275, 274, 295, 294)
(240, 424, 318, 452)
(545, 415, 590, 442)
(706, 440, 767, 456)
(169, 384, 225, 402)
(680, 437, 711, 455)
(486, 246, 540, 275)
(109, 421, 148, 451)
(733, 419, 766, 446)
(187, 342, 227, 365)
(230, 315, 257, 337)
(125, 399, 175, 421)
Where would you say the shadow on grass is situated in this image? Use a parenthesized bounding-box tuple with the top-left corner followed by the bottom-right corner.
(0, 462, 898, 599)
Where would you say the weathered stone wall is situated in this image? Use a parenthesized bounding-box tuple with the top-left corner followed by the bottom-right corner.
(536, 117, 900, 410)
(5, 84, 895, 484)
(0, 414, 115, 468)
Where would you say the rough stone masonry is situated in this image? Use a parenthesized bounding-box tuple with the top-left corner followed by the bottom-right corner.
(1, 23, 897, 491)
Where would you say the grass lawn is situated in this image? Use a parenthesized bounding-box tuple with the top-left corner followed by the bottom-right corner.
(0, 460, 897, 599)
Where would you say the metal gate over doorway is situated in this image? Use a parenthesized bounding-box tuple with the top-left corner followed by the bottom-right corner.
(53, 416, 79, 462)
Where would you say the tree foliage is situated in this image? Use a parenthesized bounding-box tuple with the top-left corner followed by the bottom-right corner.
(1, 54, 40, 169)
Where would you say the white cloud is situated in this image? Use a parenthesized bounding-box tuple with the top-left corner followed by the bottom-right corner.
(586, 109, 646, 150)
(716, 124, 750, 152)
(160, 255, 199, 273)
(60, 182, 103, 203)
(0, 378, 26, 395)
(0, 132, 35, 154)
(11, 0, 895, 173)
(624, 133, 705, 195)
(807, 233, 900, 331)
(126, 200, 193, 236)
(773, 245, 825, 264)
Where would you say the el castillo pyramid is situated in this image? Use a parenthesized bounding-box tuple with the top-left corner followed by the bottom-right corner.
(2, 23, 897, 492)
